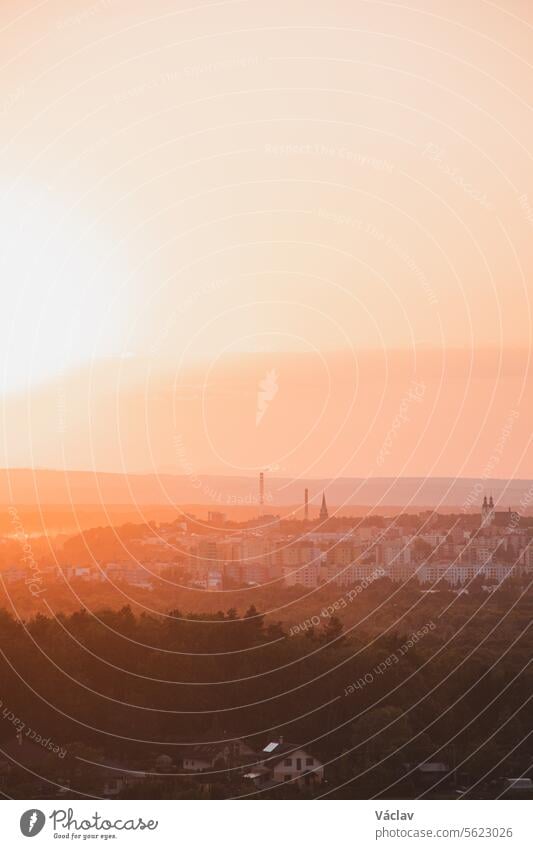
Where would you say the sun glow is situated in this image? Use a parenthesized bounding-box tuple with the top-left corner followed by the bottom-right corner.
(0, 182, 124, 393)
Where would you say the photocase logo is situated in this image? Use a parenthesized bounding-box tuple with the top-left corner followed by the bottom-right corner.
(20, 809, 46, 837)
(256, 368, 279, 426)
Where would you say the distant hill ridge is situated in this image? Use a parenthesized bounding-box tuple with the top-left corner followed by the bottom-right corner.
(0, 469, 531, 509)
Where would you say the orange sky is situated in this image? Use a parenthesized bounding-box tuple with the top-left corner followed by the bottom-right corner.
(0, 0, 531, 479)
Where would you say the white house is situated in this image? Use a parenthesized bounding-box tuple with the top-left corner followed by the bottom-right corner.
(261, 740, 324, 788)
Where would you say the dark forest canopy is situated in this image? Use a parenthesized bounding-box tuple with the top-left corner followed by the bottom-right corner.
(0, 579, 531, 799)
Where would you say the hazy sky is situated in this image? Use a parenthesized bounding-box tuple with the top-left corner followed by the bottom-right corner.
(0, 0, 532, 478)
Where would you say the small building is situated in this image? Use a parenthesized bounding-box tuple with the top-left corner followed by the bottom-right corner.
(413, 761, 452, 788)
(502, 777, 533, 793)
(260, 739, 324, 788)
(177, 739, 258, 773)
(101, 768, 147, 797)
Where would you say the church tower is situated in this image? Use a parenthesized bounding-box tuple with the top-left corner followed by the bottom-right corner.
(319, 492, 329, 521)
(481, 494, 495, 527)
(481, 495, 488, 526)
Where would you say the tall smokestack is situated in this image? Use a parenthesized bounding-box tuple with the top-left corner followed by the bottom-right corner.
(304, 488, 309, 522)
(259, 472, 264, 510)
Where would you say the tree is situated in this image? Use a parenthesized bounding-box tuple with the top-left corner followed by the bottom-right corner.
(320, 615, 343, 644)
